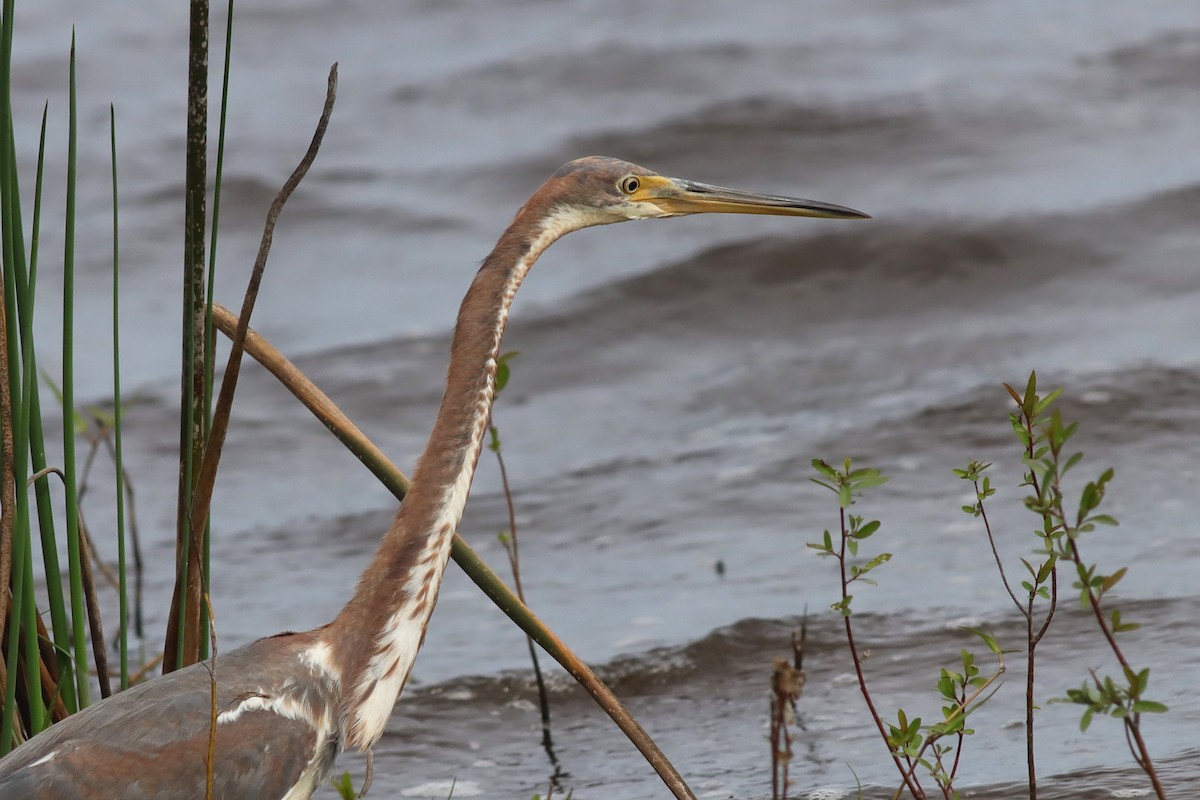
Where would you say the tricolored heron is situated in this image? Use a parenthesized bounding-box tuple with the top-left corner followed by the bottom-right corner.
(0, 156, 867, 798)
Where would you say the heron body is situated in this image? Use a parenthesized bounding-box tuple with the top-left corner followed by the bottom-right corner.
(0, 156, 866, 798)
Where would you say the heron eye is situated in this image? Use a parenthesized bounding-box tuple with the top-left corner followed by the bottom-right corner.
(618, 176, 641, 194)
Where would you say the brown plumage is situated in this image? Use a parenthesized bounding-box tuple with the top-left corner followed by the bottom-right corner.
(0, 156, 866, 799)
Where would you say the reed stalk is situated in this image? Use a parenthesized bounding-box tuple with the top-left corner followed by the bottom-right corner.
(210, 304, 698, 800)
(197, 0, 236, 659)
(165, 0, 211, 673)
(22, 106, 76, 713)
(110, 104, 129, 689)
(60, 30, 90, 709)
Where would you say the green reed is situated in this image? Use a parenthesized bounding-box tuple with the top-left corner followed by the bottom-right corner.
(0, 19, 138, 750)
(61, 29, 90, 711)
(110, 103, 129, 689)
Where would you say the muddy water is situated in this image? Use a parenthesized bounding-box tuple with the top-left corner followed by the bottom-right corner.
(13, 1, 1200, 797)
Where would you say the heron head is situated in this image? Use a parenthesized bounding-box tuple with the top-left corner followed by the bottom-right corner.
(537, 156, 869, 230)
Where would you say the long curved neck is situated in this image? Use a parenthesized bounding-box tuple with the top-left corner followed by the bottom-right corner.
(329, 206, 567, 750)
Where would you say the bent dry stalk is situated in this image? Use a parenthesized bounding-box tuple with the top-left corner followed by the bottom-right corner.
(209, 303, 697, 800)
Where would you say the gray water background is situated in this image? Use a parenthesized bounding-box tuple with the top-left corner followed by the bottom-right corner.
(12, 1, 1200, 797)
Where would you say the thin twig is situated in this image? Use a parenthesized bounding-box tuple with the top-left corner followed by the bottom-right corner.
(203, 589, 218, 800)
(188, 63, 338, 539)
(75, 516, 111, 698)
(128, 652, 165, 685)
(974, 481, 1024, 617)
(75, 432, 122, 592)
(490, 411, 557, 767)
(177, 64, 339, 670)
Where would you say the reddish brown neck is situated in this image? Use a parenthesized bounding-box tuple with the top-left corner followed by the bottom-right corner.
(326, 206, 561, 747)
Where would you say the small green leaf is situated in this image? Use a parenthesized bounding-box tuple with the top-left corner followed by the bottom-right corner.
(812, 459, 837, 480)
(854, 473, 890, 490)
(1035, 387, 1063, 415)
(1133, 668, 1150, 695)
(1131, 700, 1168, 714)
(1101, 567, 1127, 594)
(966, 627, 1002, 655)
(1036, 555, 1056, 584)
(862, 552, 892, 573)
(1079, 483, 1098, 515)
(1022, 371, 1038, 416)
(331, 772, 357, 800)
(856, 520, 881, 539)
(494, 351, 519, 393)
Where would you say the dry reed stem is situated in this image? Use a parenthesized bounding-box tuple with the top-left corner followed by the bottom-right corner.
(209, 303, 698, 800)
(31, 614, 67, 722)
(75, 518, 110, 698)
(171, 0, 214, 676)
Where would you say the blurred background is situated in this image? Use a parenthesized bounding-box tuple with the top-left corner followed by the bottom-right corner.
(13, 1, 1200, 797)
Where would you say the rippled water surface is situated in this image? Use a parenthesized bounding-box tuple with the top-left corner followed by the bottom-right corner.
(13, 1, 1200, 797)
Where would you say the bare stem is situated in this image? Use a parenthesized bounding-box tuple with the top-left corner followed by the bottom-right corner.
(975, 481, 1024, 617)
(489, 417, 557, 767)
(837, 505, 925, 800)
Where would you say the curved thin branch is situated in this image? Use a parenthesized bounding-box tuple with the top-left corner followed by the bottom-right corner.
(166, 64, 339, 669)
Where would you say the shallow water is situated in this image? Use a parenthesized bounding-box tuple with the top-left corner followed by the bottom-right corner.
(12, 1, 1200, 797)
